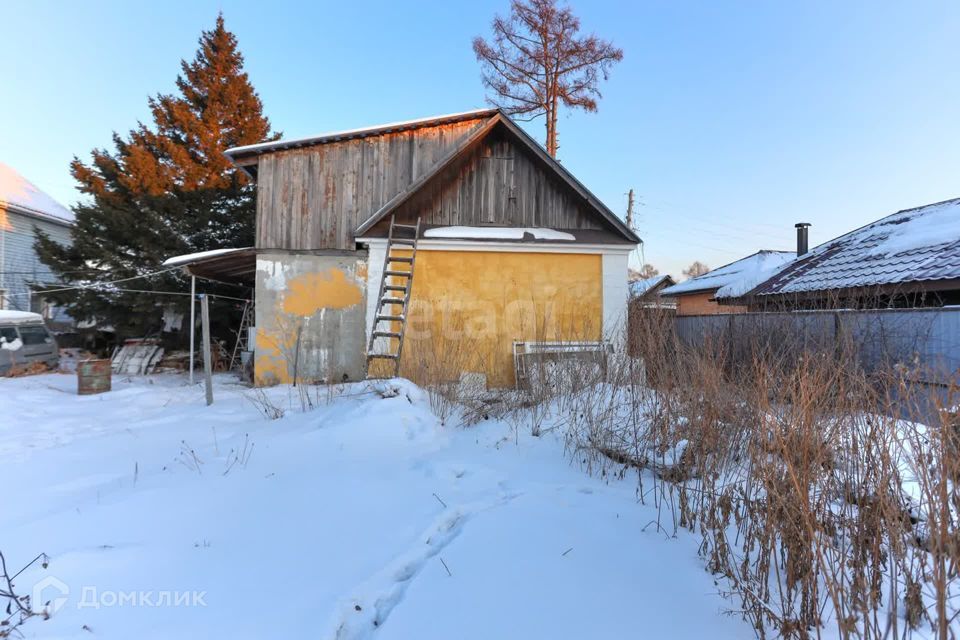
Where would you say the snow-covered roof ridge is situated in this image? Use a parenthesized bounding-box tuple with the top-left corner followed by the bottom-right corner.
(225, 108, 499, 157)
(423, 226, 575, 241)
(748, 198, 960, 297)
(662, 250, 796, 298)
(629, 274, 674, 297)
(0, 162, 74, 224)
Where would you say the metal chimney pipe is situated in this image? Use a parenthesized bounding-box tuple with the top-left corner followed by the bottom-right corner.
(795, 222, 811, 256)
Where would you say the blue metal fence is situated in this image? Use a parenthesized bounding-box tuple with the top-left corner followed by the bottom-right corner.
(674, 308, 960, 387)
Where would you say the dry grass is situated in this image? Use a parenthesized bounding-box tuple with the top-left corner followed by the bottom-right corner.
(542, 306, 956, 640)
(225, 297, 957, 638)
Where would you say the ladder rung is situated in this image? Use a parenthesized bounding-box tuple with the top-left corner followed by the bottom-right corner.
(367, 216, 418, 380)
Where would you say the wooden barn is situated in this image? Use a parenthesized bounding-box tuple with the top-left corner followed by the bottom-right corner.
(210, 109, 638, 387)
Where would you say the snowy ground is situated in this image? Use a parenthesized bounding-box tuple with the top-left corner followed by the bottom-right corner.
(1, 373, 751, 639)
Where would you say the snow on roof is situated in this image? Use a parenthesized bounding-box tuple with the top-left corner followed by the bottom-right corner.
(662, 251, 796, 298)
(750, 198, 960, 297)
(0, 310, 45, 324)
(225, 108, 498, 157)
(629, 274, 674, 297)
(422, 226, 575, 241)
(162, 248, 250, 267)
(0, 162, 74, 224)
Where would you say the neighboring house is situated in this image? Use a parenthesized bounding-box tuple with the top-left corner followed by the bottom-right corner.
(171, 109, 639, 387)
(0, 163, 74, 327)
(629, 274, 676, 307)
(727, 199, 960, 310)
(661, 250, 795, 316)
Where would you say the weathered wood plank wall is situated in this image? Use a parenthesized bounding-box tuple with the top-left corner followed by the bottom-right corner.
(387, 131, 605, 231)
(256, 119, 488, 250)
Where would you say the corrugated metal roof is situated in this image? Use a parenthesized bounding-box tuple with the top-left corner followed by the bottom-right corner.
(662, 250, 795, 297)
(750, 198, 960, 297)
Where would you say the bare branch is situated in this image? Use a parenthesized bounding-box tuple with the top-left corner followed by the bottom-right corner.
(472, 0, 622, 157)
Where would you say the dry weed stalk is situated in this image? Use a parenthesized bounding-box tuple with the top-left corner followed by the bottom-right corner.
(557, 304, 958, 640)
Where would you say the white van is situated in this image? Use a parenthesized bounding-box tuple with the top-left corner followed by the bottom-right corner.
(0, 311, 59, 375)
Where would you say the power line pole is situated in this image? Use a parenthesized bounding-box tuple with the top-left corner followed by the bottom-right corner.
(200, 294, 213, 406)
(626, 188, 635, 232)
(189, 276, 196, 384)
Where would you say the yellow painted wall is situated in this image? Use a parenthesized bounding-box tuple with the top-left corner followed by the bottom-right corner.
(396, 250, 603, 388)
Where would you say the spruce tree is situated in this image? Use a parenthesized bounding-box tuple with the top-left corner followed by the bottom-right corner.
(36, 14, 275, 343)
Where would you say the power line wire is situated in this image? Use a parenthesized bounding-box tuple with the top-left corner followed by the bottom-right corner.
(637, 197, 792, 244)
(2, 265, 185, 298)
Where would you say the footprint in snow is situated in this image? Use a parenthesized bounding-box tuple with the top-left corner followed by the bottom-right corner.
(329, 496, 516, 639)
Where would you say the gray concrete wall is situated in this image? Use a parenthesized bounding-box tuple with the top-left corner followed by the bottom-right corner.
(254, 251, 368, 386)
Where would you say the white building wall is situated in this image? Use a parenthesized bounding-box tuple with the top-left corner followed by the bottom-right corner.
(365, 241, 386, 349)
(601, 252, 630, 346)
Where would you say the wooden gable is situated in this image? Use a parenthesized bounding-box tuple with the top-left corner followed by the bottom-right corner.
(364, 128, 607, 234)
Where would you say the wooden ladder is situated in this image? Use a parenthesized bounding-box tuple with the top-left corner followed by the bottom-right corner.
(228, 298, 253, 371)
(366, 216, 421, 378)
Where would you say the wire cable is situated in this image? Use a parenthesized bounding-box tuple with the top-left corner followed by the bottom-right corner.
(2, 265, 186, 298)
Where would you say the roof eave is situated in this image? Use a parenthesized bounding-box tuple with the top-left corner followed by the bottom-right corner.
(1, 201, 75, 227)
(752, 277, 960, 300)
(660, 286, 719, 298)
(224, 108, 500, 163)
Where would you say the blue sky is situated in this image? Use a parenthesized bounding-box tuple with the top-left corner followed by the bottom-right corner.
(3, 0, 959, 277)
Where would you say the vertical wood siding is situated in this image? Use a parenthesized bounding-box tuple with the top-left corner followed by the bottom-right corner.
(256, 119, 488, 250)
(384, 131, 605, 232)
(254, 121, 614, 251)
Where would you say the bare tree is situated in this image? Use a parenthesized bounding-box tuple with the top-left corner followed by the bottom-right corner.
(473, 0, 623, 157)
(683, 261, 710, 279)
(638, 263, 659, 279)
(628, 264, 659, 281)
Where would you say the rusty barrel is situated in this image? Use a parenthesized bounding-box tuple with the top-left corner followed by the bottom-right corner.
(77, 359, 112, 395)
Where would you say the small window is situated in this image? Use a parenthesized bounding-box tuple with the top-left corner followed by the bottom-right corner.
(29, 292, 55, 319)
(0, 327, 17, 345)
(18, 325, 52, 346)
